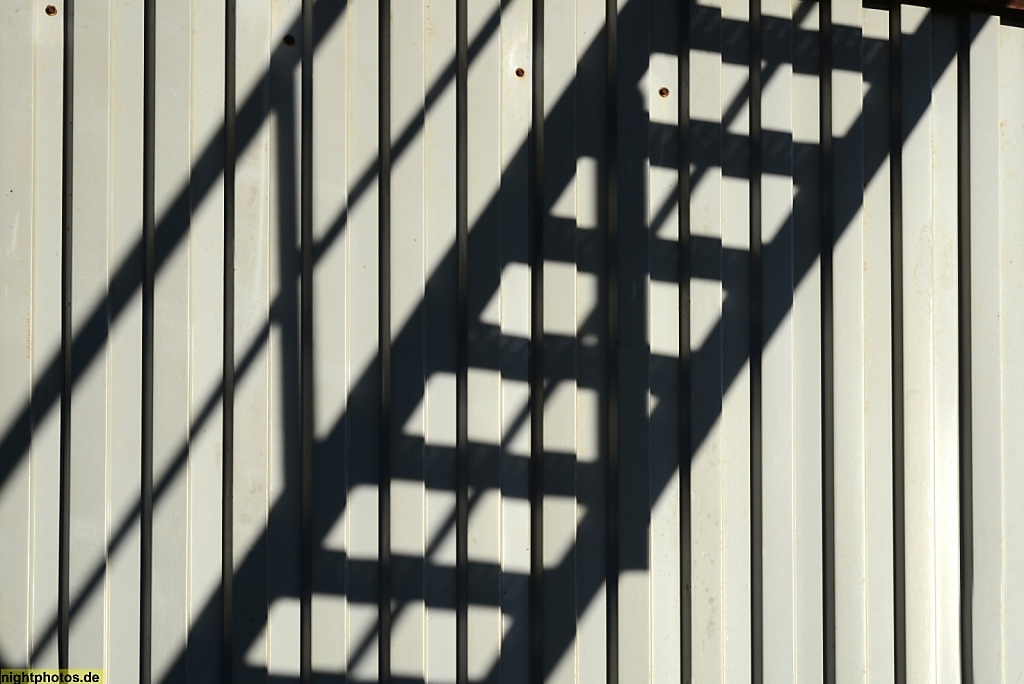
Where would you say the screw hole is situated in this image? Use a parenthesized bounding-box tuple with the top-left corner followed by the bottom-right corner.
(515, 67, 525, 78)
(45, 4, 57, 15)
(283, 34, 296, 46)
(658, 87, 670, 98)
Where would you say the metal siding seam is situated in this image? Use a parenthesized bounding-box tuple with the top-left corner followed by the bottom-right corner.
(677, 0, 692, 678)
(380, 0, 393, 677)
(531, 0, 545, 679)
(141, 0, 156, 676)
(820, 0, 836, 678)
(605, 0, 620, 679)
(300, 0, 314, 677)
(889, 5, 907, 680)
(455, 0, 469, 679)
(957, 10, 974, 682)
(59, 0, 75, 668)
(749, 0, 764, 672)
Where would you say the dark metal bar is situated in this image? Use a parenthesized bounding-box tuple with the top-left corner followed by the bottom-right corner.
(300, 0, 314, 679)
(750, 0, 764, 678)
(890, 5, 907, 682)
(820, 0, 837, 681)
(221, 0, 237, 679)
(141, 0, 157, 678)
(379, 0, 393, 679)
(58, 0, 76, 669)
(530, 0, 546, 678)
(456, 0, 470, 680)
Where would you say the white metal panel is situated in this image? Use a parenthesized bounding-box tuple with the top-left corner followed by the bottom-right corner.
(542, 0, 580, 680)
(338, 0, 383, 679)
(832, 5, 896, 681)
(497, 0, 533, 680)
(0, 0, 55, 666)
(232, 0, 304, 677)
(900, 7, 961, 681)
(423, 2, 459, 680)
(760, 0, 823, 679)
(310, 0, 350, 678)
(28, 0, 65, 668)
(184, 0, 227, 675)
(832, 4, 896, 682)
(68, 1, 145, 680)
(647, 0, 682, 679)
(389, 0, 429, 678)
(5, 2, 1024, 681)
(465, 0, 506, 679)
(790, 5, 824, 681)
(831, 3, 870, 679)
(152, 0, 196, 678)
(690, 0, 755, 677)
(968, 13, 1002, 683)
(615, 0, 654, 679)
(998, 22, 1024, 683)
(573, 3, 610, 682)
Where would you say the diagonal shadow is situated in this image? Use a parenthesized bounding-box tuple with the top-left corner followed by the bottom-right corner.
(0, 0, 980, 679)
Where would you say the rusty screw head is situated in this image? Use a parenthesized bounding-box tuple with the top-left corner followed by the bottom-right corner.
(515, 67, 525, 78)
(283, 34, 296, 46)
(658, 87, 670, 98)
(45, 5, 57, 15)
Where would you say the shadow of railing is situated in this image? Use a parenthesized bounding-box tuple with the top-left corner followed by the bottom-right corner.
(0, 0, 983, 679)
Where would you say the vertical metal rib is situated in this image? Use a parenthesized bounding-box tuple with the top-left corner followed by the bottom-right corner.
(300, 0, 314, 679)
(679, 0, 692, 679)
(59, 0, 76, 670)
(605, 0, 619, 679)
(529, 0, 545, 678)
(889, 5, 906, 681)
(749, 0, 764, 679)
(456, 0, 470, 679)
(221, 0, 237, 679)
(141, 0, 157, 678)
(820, 1, 837, 681)
(956, 12, 974, 681)
(378, 0, 393, 679)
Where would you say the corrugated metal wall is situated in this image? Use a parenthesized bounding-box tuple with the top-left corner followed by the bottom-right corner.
(1, 0, 1023, 681)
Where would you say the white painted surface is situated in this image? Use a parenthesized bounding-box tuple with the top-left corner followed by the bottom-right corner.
(1, 2, 1022, 681)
